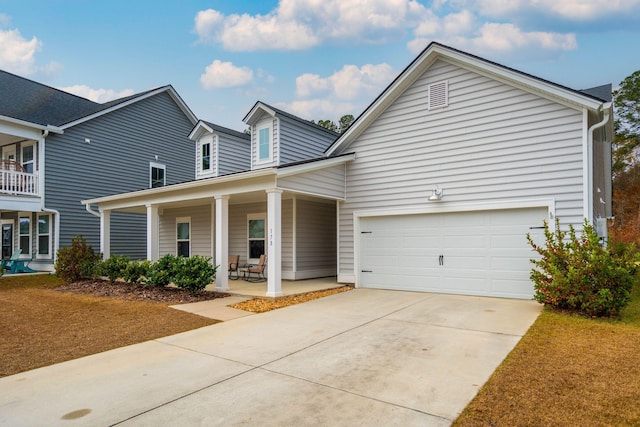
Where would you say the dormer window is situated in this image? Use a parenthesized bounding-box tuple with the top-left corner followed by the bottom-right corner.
(201, 141, 211, 171)
(258, 126, 272, 163)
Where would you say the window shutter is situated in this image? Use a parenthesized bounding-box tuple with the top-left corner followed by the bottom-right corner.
(428, 81, 448, 110)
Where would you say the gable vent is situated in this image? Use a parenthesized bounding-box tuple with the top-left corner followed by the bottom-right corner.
(428, 80, 448, 110)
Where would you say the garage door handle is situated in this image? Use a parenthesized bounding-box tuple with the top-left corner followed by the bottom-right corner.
(439, 255, 444, 266)
(361, 270, 372, 273)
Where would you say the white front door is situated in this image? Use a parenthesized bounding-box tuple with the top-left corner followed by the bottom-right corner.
(359, 207, 547, 299)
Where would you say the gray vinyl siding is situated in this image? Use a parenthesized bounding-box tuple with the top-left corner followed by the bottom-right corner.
(278, 116, 337, 165)
(159, 205, 212, 258)
(229, 202, 267, 266)
(110, 212, 145, 259)
(282, 199, 293, 273)
(218, 133, 251, 176)
(44, 91, 195, 256)
(335, 59, 585, 278)
(277, 164, 346, 199)
(296, 199, 336, 275)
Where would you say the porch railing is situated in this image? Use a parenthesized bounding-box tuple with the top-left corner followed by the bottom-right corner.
(0, 169, 38, 196)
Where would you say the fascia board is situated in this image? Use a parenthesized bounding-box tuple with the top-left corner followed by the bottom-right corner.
(60, 86, 195, 130)
(243, 102, 276, 125)
(81, 168, 276, 207)
(276, 154, 355, 178)
(440, 51, 604, 111)
(0, 115, 63, 135)
(188, 121, 214, 140)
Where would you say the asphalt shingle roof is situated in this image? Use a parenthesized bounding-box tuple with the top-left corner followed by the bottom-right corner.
(0, 69, 159, 128)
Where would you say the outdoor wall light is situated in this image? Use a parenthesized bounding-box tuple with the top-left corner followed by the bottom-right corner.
(429, 186, 443, 201)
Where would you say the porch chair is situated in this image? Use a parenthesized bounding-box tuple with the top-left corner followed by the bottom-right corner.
(228, 255, 240, 280)
(241, 254, 267, 282)
(1, 249, 21, 271)
(3, 251, 36, 274)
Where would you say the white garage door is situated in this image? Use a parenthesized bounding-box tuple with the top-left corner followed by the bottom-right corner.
(359, 207, 547, 299)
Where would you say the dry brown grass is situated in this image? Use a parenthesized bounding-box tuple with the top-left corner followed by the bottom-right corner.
(454, 309, 640, 426)
(0, 274, 217, 378)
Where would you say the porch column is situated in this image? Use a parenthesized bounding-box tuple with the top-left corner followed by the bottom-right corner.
(99, 209, 110, 260)
(266, 188, 282, 297)
(146, 204, 159, 261)
(215, 195, 230, 291)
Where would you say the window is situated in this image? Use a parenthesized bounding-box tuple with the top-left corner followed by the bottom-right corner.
(428, 80, 448, 110)
(150, 162, 166, 188)
(18, 213, 31, 256)
(247, 214, 265, 262)
(21, 143, 34, 174)
(201, 142, 211, 172)
(37, 213, 51, 258)
(258, 127, 271, 162)
(176, 217, 190, 257)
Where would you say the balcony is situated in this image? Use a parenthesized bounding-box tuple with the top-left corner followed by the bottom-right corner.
(0, 160, 38, 197)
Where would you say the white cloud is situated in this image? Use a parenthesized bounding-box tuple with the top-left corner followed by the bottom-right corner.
(296, 63, 395, 100)
(200, 59, 254, 89)
(0, 13, 10, 27)
(408, 9, 577, 56)
(285, 63, 396, 121)
(194, 0, 428, 51)
(60, 85, 135, 103)
(464, 0, 640, 21)
(0, 28, 41, 75)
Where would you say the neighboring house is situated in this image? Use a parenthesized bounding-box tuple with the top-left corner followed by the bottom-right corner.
(0, 70, 197, 271)
(82, 42, 613, 299)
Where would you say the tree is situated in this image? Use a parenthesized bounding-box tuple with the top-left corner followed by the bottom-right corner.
(314, 114, 354, 134)
(610, 70, 640, 244)
(612, 70, 640, 174)
(338, 114, 354, 133)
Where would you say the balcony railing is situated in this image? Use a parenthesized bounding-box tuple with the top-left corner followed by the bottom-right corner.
(0, 169, 38, 196)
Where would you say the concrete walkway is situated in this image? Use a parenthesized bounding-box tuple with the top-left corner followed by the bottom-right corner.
(0, 290, 542, 426)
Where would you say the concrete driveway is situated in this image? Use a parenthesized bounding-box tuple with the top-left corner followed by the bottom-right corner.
(0, 289, 541, 426)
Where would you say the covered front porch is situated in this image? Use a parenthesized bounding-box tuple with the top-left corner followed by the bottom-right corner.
(82, 156, 352, 297)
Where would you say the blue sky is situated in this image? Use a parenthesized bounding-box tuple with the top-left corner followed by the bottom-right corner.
(1, 0, 639, 131)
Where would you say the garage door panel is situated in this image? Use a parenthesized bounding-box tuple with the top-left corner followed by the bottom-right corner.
(359, 207, 547, 299)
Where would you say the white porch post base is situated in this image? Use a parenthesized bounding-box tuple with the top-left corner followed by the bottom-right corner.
(266, 188, 282, 297)
(146, 204, 159, 261)
(100, 209, 110, 260)
(215, 195, 230, 291)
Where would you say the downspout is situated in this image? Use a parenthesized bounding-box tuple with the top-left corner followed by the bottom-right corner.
(587, 102, 612, 245)
(84, 203, 101, 218)
(39, 129, 61, 269)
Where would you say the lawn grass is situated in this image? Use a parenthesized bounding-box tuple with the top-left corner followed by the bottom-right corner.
(454, 283, 640, 426)
(0, 274, 217, 378)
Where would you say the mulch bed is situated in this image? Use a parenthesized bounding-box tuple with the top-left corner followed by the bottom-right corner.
(54, 280, 229, 304)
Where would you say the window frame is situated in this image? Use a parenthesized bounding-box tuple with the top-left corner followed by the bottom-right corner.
(255, 120, 273, 164)
(150, 162, 166, 188)
(18, 212, 31, 258)
(36, 213, 52, 259)
(21, 142, 35, 174)
(247, 213, 266, 264)
(176, 216, 191, 257)
(201, 140, 212, 173)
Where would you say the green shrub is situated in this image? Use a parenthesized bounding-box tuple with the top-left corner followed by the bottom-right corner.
(145, 254, 177, 287)
(171, 255, 218, 295)
(55, 235, 102, 283)
(98, 255, 130, 283)
(527, 218, 640, 317)
(123, 259, 151, 284)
